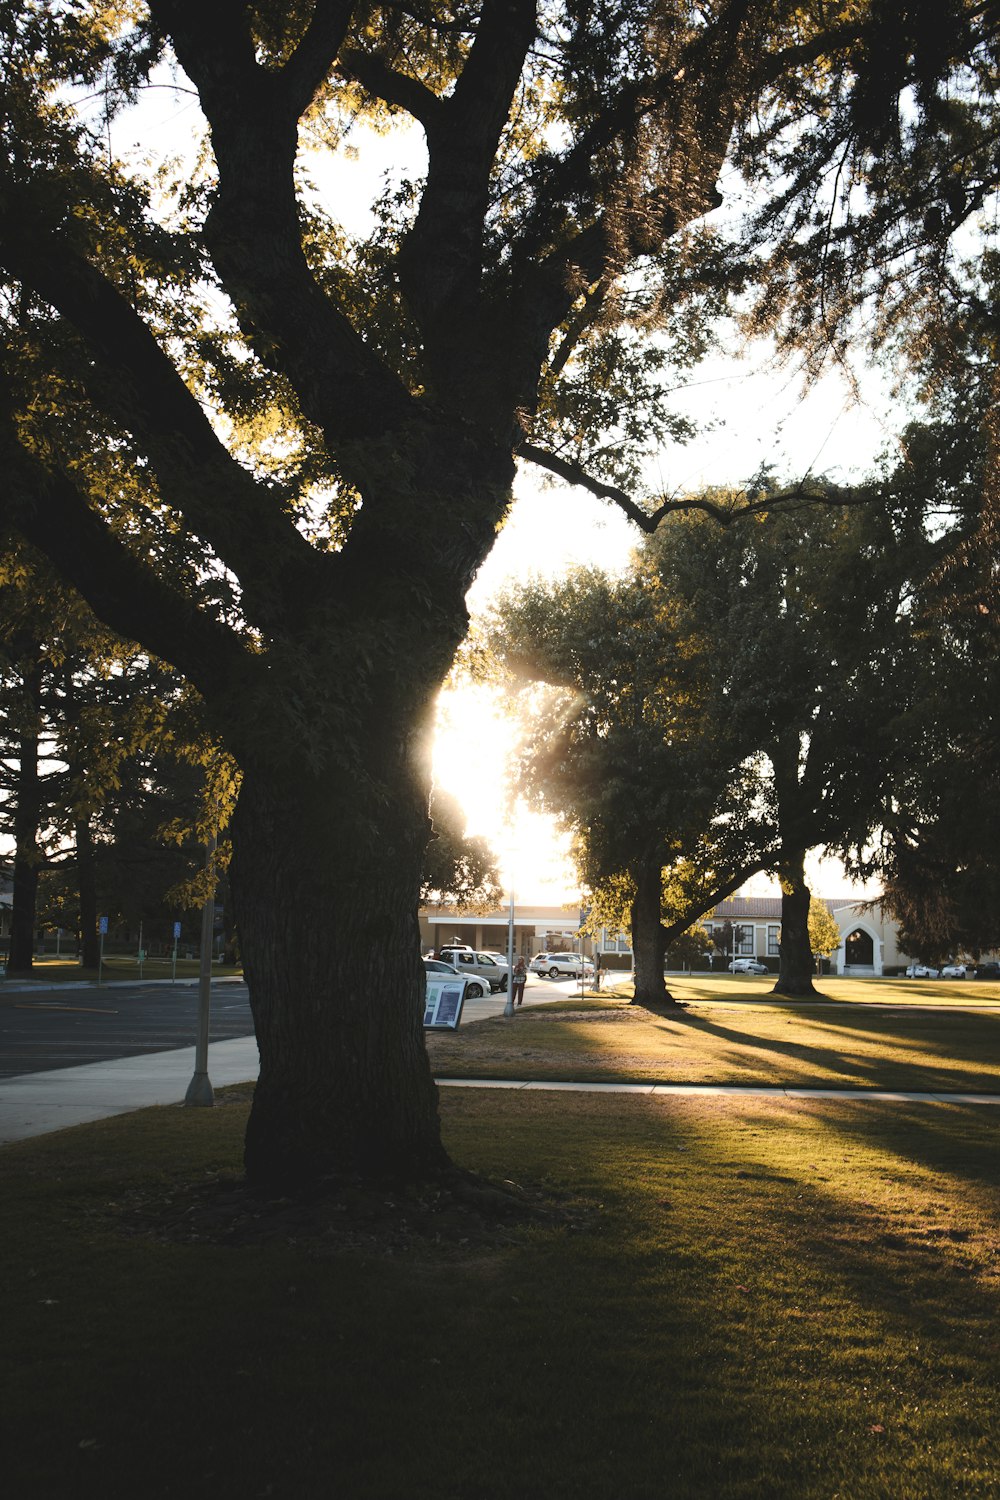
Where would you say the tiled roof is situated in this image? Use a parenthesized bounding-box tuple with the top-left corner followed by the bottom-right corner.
(711, 895, 852, 920)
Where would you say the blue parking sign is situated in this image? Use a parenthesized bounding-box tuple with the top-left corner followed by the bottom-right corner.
(98, 916, 108, 935)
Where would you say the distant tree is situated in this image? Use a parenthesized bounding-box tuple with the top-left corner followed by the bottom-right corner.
(665, 923, 711, 971)
(482, 569, 772, 1006)
(646, 497, 925, 997)
(839, 391, 1000, 959)
(708, 921, 736, 967)
(0, 541, 230, 966)
(807, 904, 841, 968)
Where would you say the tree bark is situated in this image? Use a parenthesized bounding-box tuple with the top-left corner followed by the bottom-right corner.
(629, 855, 672, 1007)
(229, 762, 449, 1190)
(771, 850, 817, 998)
(8, 667, 43, 974)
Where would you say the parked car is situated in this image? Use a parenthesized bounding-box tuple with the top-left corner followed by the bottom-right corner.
(973, 962, 1000, 980)
(904, 963, 940, 978)
(423, 957, 490, 1000)
(436, 947, 511, 993)
(530, 951, 595, 979)
(729, 958, 768, 975)
(940, 963, 968, 979)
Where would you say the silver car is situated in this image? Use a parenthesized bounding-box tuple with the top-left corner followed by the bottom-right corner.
(436, 948, 511, 993)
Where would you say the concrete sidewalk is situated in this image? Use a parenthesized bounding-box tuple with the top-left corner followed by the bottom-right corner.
(0, 1035, 260, 1144)
(1, 1034, 998, 1148)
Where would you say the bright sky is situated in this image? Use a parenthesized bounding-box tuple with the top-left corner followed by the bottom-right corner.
(113, 79, 895, 905)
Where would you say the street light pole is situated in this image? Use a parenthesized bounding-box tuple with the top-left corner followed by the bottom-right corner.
(504, 888, 515, 1017)
(185, 827, 217, 1107)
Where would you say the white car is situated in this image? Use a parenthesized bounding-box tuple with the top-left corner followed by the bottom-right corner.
(940, 963, 967, 978)
(423, 957, 490, 1000)
(904, 963, 940, 979)
(729, 958, 768, 975)
(529, 951, 595, 979)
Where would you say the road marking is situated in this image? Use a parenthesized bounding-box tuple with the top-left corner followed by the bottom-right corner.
(13, 1004, 120, 1015)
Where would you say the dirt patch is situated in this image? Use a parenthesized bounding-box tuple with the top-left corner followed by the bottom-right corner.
(118, 1168, 593, 1260)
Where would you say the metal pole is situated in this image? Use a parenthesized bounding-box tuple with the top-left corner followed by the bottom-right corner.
(504, 889, 515, 1017)
(185, 829, 217, 1107)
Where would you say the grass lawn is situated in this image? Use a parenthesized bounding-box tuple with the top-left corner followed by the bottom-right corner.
(427, 988, 1000, 1094)
(647, 973, 1000, 1009)
(3, 955, 243, 983)
(2, 1085, 998, 1499)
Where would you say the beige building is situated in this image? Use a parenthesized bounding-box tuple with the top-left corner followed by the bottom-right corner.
(423, 893, 994, 975)
(420, 902, 590, 959)
(704, 894, 983, 975)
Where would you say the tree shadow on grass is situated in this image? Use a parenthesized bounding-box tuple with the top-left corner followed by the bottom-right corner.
(646, 1004, 1000, 1094)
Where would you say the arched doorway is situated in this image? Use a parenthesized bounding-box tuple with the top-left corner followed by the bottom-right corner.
(845, 929, 874, 967)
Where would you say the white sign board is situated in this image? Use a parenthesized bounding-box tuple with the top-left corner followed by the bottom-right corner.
(423, 975, 467, 1030)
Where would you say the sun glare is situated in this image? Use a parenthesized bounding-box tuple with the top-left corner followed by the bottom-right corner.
(432, 685, 577, 903)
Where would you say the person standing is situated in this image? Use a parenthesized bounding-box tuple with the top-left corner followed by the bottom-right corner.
(512, 955, 527, 1006)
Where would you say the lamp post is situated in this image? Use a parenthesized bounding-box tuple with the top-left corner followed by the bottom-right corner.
(504, 887, 515, 1017)
(185, 825, 217, 1107)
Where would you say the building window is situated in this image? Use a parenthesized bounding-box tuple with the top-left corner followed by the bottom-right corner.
(735, 923, 755, 955)
(767, 925, 780, 956)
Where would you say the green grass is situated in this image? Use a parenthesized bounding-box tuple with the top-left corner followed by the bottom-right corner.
(2, 1087, 998, 1498)
(427, 993, 1000, 1093)
(2, 955, 243, 983)
(600, 972, 1000, 1008)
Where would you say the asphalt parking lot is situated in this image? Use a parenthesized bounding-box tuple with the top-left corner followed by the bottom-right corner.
(0, 973, 587, 1080)
(0, 980, 254, 1080)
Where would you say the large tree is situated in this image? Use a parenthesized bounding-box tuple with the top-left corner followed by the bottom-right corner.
(842, 407, 1000, 959)
(647, 497, 925, 996)
(1, 2, 995, 1187)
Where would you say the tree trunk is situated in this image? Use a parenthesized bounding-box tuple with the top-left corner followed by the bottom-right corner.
(8, 669, 43, 974)
(771, 850, 817, 998)
(76, 817, 100, 969)
(629, 855, 672, 1006)
(229, 763, 449, 1190)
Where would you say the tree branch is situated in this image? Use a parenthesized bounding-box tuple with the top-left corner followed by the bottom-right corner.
(148, 0, 417, 460)
(337, 47, 445, 131)
(519, 443, 782, 531)
(660, 861, 769, 946)
(0, 405, 252, 702)
(501, 3, 756, 415)
(282, 0, 357, 117)
(0, 206, 321, 623)
(395, 0, 539, 360)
